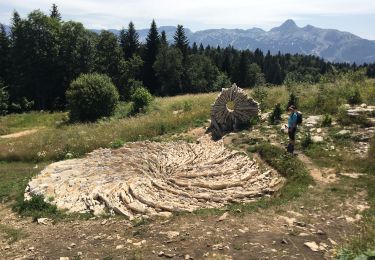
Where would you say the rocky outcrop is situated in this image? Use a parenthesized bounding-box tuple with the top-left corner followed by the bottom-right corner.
(25, 135, 283, 218)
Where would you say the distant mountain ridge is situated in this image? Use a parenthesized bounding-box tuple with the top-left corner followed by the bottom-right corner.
(93, 19, 375, 64)
(3, 19, 375, 64)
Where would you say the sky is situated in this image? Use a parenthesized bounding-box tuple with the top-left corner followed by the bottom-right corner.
(1, 0, 375, 40)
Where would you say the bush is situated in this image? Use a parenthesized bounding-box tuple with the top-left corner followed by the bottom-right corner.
(286, 93, 298, 110)
(66, 73, 119, 122)
(268, 103, 282, 124)
(347, 88, 362, 105)
(320, 114, 332, 127)
(301, 133, 312, 149)
(0, 85, 9, 115)
(252, 86, 268, 110)
(131, 87, 153, 113)
(213, 72, 231, 91)
(14, 194, 58, 219)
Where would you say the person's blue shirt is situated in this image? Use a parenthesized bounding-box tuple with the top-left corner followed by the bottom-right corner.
(288, 112, 298, 128)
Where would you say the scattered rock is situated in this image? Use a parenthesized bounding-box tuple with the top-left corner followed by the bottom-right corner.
(218, 212, 229, 221)
(160, 231, 180, 239)
(296, 221, 306, 227)
(279, 216, 296, 226)
(281, 239, 288, 244)
(116, 245, 124, 249)
(37, 218, 52, 225)
(59, 258, 69, 260)
(336, 130, 351, 136)
(28, 247, 35, 251)
(339, 172, 365, 179)
(328, 238, 337, 245)
(304, 241, 320, 252)
(158, 251, 174, 258)
(157, 212, 173, 218)
(311, 135, 324, 143)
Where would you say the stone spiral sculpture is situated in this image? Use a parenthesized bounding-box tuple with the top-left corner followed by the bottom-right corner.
(25, 135, 283, 219)
(209, 83, 260, 138)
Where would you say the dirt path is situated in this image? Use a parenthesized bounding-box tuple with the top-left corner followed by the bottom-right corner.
(297, 153, 337, 184)
(0, 129, 40, 139)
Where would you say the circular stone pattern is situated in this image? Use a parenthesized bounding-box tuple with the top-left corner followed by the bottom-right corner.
(25, 135, 284, 219)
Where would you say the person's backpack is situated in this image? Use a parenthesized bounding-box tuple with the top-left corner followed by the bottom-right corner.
(296, 111, 303, 125)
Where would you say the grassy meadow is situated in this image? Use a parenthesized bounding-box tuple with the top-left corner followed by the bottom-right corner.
(0, 76, 374, 258)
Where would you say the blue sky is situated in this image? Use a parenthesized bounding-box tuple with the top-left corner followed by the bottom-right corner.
(1, 0, 374, 39)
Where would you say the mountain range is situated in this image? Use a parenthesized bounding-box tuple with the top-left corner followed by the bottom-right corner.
(93, 19, 375, 64)
(4, 19, 375, 64)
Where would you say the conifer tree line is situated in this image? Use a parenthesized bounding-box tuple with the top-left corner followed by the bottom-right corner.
(0, 5, 372, 113)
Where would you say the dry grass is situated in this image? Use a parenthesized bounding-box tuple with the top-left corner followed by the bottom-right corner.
(0, 93, 217, 162)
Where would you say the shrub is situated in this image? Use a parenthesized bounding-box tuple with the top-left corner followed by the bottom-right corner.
(320, 114, 332, 127)
(183, 100, 193, 112)
(286, 93, 298, 110)
(347, 88, 362, 105)
(213, 72, 231, 91)
(252, 86, 268, 110)
(66, 73, 119, 122)
(301, 133, 313, 149)
(369, 136, 375, 161)
(109, 139, 124, 148)
(268, 103, 282, 124)
(14, 194, 58, 219)
(131, 87, 153, 113)
(0, 84, 9, 115)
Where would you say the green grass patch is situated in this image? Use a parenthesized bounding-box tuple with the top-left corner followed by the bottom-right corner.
(0, 162, 44, 203)
(0, 111, 67, 135)
(337, 175, 375, 259)
(0, 224, 26, 243)
(13, 194, 60, 220)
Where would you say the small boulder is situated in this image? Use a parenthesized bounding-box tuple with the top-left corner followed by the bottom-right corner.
(311, 136, 324, 143)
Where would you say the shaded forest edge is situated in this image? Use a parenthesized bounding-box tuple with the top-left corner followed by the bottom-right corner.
(1, 4, 375, 114)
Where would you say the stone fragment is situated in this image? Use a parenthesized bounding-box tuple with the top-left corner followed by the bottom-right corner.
(218, 212, 229, 222)
(304, 241, 319, 252)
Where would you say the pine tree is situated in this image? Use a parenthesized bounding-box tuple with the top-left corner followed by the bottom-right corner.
(160, 30, 168, 46)
(237, 51, 250, 87)
(120, 21, 139, 60)
(95, 30, 123, 88)
(173, 25, 189, 59)
(191, 42, 198, 54)
(143, 19, 160, 93)
(50, 3, 61, 20)
(198, 43, 204, 54)
(221, 48, 231, 76)
(0, 24, 10, 83)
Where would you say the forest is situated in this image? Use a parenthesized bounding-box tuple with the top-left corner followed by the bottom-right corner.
(0, 4, 374, 113)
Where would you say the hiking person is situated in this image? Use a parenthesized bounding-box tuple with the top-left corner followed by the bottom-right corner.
(286, 105, 298, 154)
